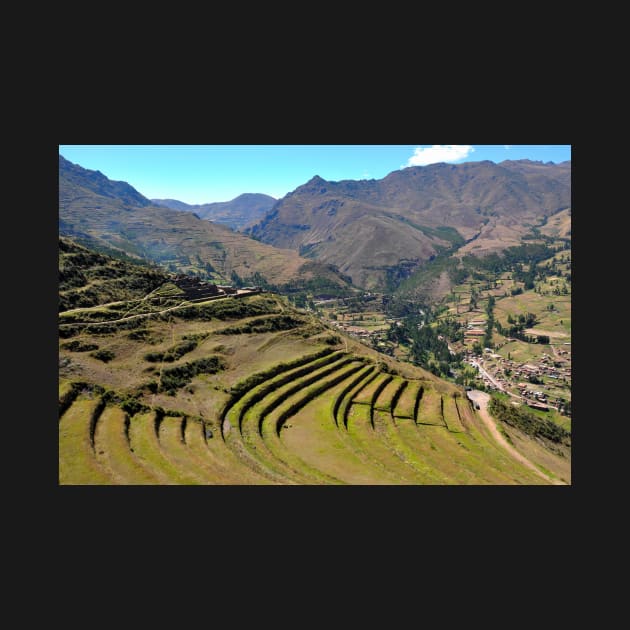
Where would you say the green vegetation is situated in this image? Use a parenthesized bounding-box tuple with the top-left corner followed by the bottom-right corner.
(484, 295, 495, 349)
(488, 395, 570, 445)
(59, 237, 169, 311)
(144, 339, 199, 363)
(218, 314, 308, 335)
(151, 356, 227, 395)
(91, 349, 115, 363)
(168, 295, 282, 321)
(385, 307, 462, 378)
(127, 329, 163, 343)
(60, 316, 145, 338)
(61, 340, 99, 352)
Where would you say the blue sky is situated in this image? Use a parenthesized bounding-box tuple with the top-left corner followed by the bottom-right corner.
(59, 145, 571, 205)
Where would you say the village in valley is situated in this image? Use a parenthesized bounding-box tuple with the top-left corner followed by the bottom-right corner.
(459, 340, 572, 416)
(306, 247, 572, 423)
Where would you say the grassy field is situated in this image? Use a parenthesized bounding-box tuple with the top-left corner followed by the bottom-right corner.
(494, 292, 571, 336)
(496, 339, 552, 363)
(393, 380, 421, 418)
(59, 397, 113, 484)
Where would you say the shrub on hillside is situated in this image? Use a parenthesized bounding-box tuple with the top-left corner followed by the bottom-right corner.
(91, 349, 115, 363)
(158, 356, 227, 394)
(59, 288, 102, 311)
(59, 267, 87, 290)
(127, 329, 154, 341)
(120, 397, 149, 416)
(324, 335, 341, 345)
(218, 315, 305, 335)
(61, 340, 99, 352)
(378, 361, 398, 375)
(143, 339, 199, 363)
(182, 332, 210, 342)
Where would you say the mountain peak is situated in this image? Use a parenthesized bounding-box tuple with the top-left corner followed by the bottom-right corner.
(59, 154, 152, 208)
(308, 175, 326, 183)
(292, 175, 330, 196)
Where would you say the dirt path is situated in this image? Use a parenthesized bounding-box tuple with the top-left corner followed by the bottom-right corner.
(60, 290, 260, 328)
(59, 300, 190, 327)
(467, 391, 565, 485)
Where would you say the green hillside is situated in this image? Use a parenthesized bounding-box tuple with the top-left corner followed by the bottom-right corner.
(59, 240, 569, 484)
(59, 237, 171, 311)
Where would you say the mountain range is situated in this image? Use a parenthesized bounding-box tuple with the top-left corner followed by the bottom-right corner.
(59, 154, 570, 297)
(58, 155, 350, 292)
(151, 193, 276, 231)
(246, 159, 571, 289)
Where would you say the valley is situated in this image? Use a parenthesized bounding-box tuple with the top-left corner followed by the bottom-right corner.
(58, 150, 571, 485)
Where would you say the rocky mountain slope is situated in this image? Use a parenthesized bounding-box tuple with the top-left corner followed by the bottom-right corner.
(247, 160, 571, 289)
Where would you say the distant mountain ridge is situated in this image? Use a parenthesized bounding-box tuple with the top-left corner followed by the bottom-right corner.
(152, 193, 276, 230)
(247, 159, 571, 289)
(58, 155, 351, 293)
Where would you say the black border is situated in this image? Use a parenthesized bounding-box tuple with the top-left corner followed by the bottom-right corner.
(51, 95, 577, 565)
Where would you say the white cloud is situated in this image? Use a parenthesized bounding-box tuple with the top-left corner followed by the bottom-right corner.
(406, 145, 475, 167)
(504, 145, 511, 150)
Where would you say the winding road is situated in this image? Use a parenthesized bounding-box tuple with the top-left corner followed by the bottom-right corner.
(466, 390, 565, 485)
